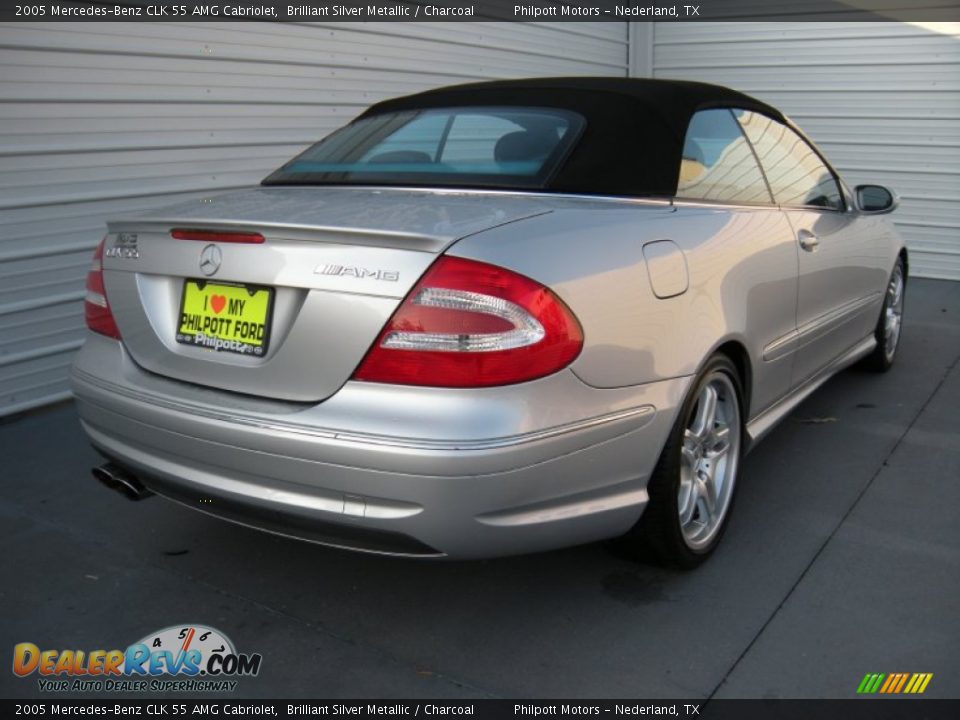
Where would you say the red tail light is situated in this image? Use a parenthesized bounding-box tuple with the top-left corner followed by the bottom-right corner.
(171, 229, 264, 244)
(353, 256, 583, 387)
(84, 237, 121, 340)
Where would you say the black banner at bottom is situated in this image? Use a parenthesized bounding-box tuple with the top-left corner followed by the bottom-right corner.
(4, 700, 959, 720)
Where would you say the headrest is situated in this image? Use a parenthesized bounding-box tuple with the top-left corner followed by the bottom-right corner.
(494, 130, 556, 164)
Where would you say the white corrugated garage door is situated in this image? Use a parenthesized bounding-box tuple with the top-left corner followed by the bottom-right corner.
(652, 21, 960, 282)
(0, 21, 629, 417)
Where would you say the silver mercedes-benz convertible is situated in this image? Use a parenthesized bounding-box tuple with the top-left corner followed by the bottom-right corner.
(71, 78, 906, 567)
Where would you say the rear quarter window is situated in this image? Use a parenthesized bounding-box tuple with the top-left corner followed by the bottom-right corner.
(735, 110, 845, 211)
(676, 108, 773, 205)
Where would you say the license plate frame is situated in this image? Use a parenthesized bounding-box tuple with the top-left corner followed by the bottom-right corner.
(175, 279, 275, 357)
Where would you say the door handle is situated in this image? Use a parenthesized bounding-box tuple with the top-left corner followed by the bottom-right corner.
(798, 231, 820, 252)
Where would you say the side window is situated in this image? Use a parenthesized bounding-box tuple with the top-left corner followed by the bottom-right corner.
(676, 108, 772, 205)
(735, 111, 844, 211)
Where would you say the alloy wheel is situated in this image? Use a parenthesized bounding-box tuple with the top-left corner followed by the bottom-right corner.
(884, 264, 905, 362)
(677, 372, 741, 550)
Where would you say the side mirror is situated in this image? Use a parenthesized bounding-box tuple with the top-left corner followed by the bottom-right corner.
(855, 184, 898, 214)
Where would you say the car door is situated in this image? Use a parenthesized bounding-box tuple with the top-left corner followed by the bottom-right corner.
(735, 111, 881, 386)
(675, 108, 800, 415)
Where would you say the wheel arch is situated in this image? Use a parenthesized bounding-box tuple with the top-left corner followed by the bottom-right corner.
(709, 339, 752, 420)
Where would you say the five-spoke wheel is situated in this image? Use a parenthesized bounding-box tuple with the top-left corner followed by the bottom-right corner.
(678, 374, 741, 551)
(624, 354, 744, 569)
(864, 257, 906, 372)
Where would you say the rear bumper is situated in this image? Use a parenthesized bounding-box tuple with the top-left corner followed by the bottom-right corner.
(70, 334, 688, 559)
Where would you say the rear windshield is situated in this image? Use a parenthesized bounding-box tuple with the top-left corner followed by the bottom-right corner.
(262, 107, 584, 190)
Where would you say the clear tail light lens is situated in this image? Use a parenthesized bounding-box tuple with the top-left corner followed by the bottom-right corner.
(84, 237, 121, 340)
(353, 256, 583, 387)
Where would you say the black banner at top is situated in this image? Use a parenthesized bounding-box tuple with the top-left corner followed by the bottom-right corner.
(2, 0, 959, 22)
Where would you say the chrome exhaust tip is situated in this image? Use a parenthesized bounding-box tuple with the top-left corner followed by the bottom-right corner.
(92, 463, 153, 501)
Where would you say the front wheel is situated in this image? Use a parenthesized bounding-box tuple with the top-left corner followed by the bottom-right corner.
(862, 257, 906, 372)
(621, 354, 744, 569)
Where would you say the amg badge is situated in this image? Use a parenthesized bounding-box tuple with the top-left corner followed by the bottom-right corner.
(315, 264, 399, 282)
(104, 233, 139, 259)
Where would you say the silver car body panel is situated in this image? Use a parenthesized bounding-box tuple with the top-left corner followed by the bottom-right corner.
(73, 333, 688, 558)
(745, 334, 876, 446)
(72, 184, 904, 558)
(449, 203, 808, 416)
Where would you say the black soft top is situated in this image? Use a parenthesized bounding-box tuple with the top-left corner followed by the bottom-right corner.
(360, 77, 785, 197)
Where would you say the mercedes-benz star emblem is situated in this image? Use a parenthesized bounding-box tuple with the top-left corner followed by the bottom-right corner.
(199, 244, 222, 276)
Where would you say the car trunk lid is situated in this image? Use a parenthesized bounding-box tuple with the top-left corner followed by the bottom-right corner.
(101, 187, 552, 402)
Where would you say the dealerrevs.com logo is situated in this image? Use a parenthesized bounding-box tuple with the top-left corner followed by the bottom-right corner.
(13, 624, 262, 693)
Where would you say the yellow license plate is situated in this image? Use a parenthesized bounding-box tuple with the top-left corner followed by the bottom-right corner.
(176, 280, 274, 356)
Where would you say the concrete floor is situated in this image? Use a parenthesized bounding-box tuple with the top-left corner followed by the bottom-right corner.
(1, 278, 958, 700)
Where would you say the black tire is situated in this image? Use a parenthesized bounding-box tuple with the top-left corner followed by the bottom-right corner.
(620, 354, 745, 570)
(861, 257, 906, 373)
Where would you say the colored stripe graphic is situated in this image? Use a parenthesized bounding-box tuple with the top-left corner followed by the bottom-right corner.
(857, 673, 885, 694)
(894, 673, 910, 693)
(906, 673, 933, 693)
(884, 673, 905, 693)
(857, 672, 933, 694)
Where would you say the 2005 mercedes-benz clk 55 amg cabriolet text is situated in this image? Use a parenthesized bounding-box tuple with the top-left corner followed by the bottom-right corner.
(71, 78, 907, 567)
